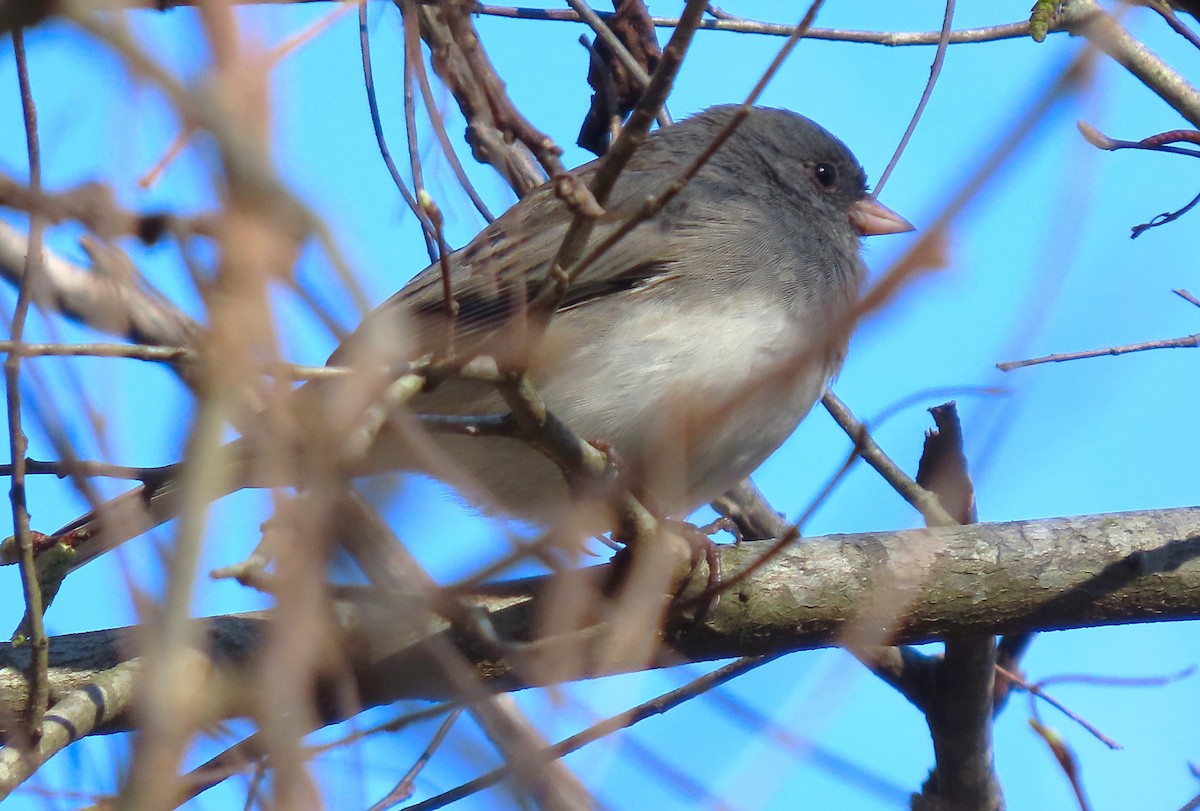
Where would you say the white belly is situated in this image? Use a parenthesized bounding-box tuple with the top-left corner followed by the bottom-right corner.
(383, 291, 839, 522)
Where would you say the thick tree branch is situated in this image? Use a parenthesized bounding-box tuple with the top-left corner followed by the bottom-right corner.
(915, 636, 1003, 811)
(0, 506, 1196, 741)
(911, 402, 1003, 811)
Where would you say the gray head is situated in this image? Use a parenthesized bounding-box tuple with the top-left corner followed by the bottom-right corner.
(647, 105, 911, 240)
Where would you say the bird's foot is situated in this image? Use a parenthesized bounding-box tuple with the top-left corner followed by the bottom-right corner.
(661, 519, 729, 627)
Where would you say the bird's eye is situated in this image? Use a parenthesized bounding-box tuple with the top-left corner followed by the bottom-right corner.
(812, 162, 837, 189)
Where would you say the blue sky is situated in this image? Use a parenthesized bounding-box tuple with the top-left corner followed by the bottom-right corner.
(0, 3, 1198, 809)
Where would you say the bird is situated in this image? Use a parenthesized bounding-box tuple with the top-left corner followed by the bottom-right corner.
(46, 104, 911, 567)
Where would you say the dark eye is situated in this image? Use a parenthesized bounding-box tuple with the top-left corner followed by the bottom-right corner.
(813, 162, 837, 189)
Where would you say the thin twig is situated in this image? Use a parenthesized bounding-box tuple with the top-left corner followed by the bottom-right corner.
(361, 0, 438, 261)
(1075, 121, 1200, 235)
(0, 458, 173, 482)
(534, 0, 711, 312)
(401, 656, 776, 811)
(549, 0, 828, 303)
(476, 6, 1051, 46)
(821, 391, 957, 527)
(1138, 0, 1200, 50)
(402, 0, 435, 264)
(1175, 288, 1200, 308)
(403, 0, 495, 222)
(995, 663, 1122, 750)
(368, 708, 463, 811)
(565, 0, 671, 128)
(874, 0, 955, 195)
(997, 331, 1200, 370)
(5, 26, 49, 741)
(0, 340, 192, 362)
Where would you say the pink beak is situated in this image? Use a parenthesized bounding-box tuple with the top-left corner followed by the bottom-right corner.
(849, 197, 914, 236)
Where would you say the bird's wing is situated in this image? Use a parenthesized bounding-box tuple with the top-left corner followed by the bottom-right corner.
(328, 164, 685, 368)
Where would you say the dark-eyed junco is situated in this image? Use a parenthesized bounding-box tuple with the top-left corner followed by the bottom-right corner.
(320, 104, 911, 521)
(50, 105, 910, 564)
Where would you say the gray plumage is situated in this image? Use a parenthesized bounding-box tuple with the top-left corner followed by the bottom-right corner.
(50, 106, 910, 572)
(318, 105, 905, 520)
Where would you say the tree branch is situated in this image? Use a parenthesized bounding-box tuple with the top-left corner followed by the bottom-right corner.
(0, 506, 1196, 739)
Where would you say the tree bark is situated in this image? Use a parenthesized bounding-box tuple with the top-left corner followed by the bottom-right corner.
(0, 505, 1197, 737)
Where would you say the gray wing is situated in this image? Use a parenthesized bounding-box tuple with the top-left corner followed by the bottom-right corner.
(328, 161, 689, 369)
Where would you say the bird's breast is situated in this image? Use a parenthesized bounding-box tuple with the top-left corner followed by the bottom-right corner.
(528, 288, 842, 512)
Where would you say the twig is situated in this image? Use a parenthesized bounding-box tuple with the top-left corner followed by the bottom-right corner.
(0, 458, 173, 482)
(361, 0, 438, 261)
(140, 2, 353, 189)
(0, 173, 210, 243)
(685, 417, 858, 609)
(699, 667, 912, 804)
(997, 331, 1200, 370)
(995, 663, 1121, 750)
(993, 632, 1036, 711)
(1062, 0, 1200, 128)
(543, 0, 828, 307)
(173, 735, 266, 806)
(0, 340, 192, 362)
(875, 0, 955, 195)
(404, 0, 495, 223)
(867, 384, 1008, 428)
(429, 2, 602, 216)
(1175, 288, 1200, 307)
(857, 47, 1095, 329)
(415, 2, 546, 195)
(5, 26, 49, 742)
(1029, 716, 1092, 811)
(417, 191, 458, 325)
(0, 220, 202, 350)
(487, 369, 661, 545)
(368, 708, 463, 811)
(400, 656, 775, 811)
(821, 391, 956, 527)
(402, 0, 439, 270)
(1075, 122, 1200, 235)
(1138, 0, 1200, 50)
(71, 9, 370, 320)
(534, 0, 711, 312)
(709, 479, 788, 540)
(1036, 665, 1194, 690)
(476, 6, 1055, 46)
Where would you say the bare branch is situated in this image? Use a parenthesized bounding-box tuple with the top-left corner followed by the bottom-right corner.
(1, 506, 1197, 735)
(5, 27, 50, 746)
(1063, 0, 1200, 127)
(476, 6, 1052, 46)
(874, 0, 955, 195)
(822, 391, 956, 527)
(998, 331, 1200, 370)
